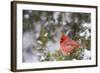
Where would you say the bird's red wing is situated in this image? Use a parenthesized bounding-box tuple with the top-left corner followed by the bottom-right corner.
(61, 41, 74, 54)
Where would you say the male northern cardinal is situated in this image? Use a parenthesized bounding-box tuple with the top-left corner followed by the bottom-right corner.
(60, 32, 79, 54)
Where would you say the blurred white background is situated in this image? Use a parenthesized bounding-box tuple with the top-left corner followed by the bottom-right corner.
(0, 0, 99, 73)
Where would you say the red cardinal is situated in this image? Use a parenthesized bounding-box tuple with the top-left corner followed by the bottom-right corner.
(60, 32, 79, 54)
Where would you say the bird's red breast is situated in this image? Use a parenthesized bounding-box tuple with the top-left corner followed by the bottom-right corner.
(60, 32, 79, 54)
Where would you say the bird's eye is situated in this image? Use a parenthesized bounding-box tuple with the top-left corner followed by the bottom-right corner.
(60, 38, 64, 43)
